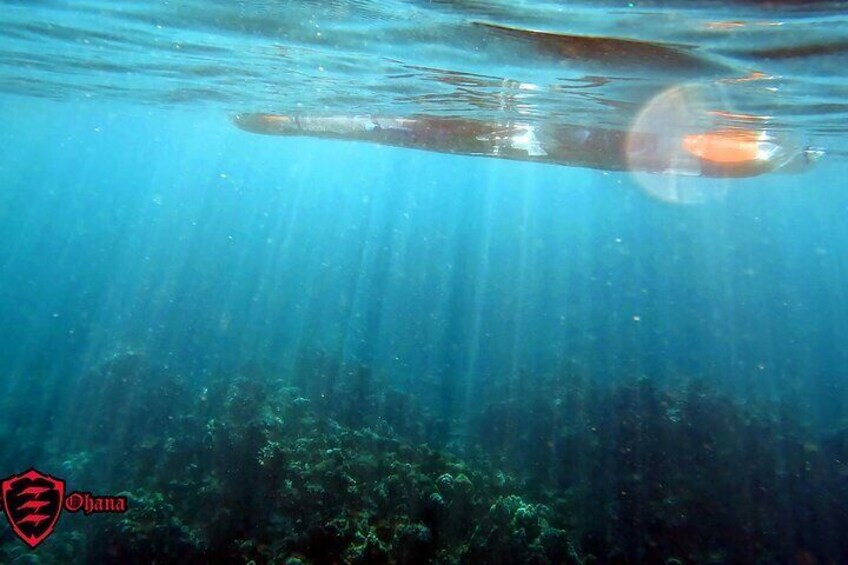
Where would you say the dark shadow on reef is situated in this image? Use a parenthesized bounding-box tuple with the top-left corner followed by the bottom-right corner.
(1, 351, 847, 564)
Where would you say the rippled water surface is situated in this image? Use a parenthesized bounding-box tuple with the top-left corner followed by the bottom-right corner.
(2, 0, 847, 153)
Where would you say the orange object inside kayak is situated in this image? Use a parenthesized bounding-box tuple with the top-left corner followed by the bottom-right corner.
(682, 129, 763, 164)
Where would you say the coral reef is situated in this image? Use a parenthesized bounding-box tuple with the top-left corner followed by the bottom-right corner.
(1, 352, 846, 563)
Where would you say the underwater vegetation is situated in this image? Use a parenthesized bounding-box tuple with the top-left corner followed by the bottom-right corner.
(1, 352, 846, 564)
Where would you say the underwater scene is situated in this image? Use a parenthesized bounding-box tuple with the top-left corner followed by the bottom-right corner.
(1, 1, 848, 563)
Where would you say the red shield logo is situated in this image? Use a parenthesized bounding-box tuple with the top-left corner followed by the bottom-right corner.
(1, 468, 65, 548)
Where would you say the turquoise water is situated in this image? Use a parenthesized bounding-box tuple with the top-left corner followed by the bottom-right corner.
(1, 2, 848, 563)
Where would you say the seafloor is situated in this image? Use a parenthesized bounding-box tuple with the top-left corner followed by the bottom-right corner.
(1, 351, 845, 564)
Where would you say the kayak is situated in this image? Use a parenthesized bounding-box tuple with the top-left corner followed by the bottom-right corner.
(234, 112, 821, 179)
